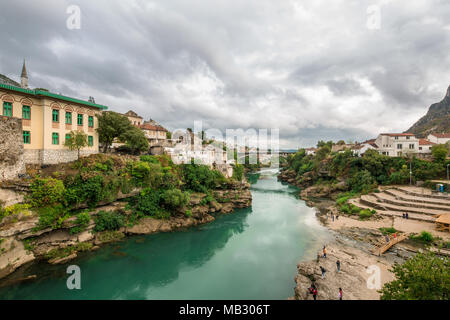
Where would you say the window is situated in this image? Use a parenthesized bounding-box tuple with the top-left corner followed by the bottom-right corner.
(88, 116, 94, 127)
(88, 136, 93, 146)
(419, 147, 423, 151)
(394, 136, 398, 140)
(77, 114, 83, 126)
(23, 131, 30, 144)
(65, 133, 71, 143)
(3, 102, 12, 117)
(406, 136, 410, 140)
(52, 133, 59, 145)
(22, 106, 31, 120)
(409, 144, 415, 149)
(66, 112, 72, 124)
(52, 109, 59, 122)
(397, 144, 403, 149)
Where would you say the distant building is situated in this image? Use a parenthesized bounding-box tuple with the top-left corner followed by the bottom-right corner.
(418, 139, 435, 154)
(351, 139, 378, 157)
(331, 143, 355, 153)
(427, 133, 450, 145)
(121, 110, 143, 126)
(305, 147, 317, 156)
(0, 61, 107, 165)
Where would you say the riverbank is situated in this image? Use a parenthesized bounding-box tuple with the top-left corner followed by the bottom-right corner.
(278, 170, 445, 300)
(0, 154, 253, 286)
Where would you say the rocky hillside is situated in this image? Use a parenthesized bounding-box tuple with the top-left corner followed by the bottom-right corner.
(406, 85, 450, 137)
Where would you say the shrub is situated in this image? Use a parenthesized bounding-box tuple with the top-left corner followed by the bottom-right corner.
(140, 155, 160, 164)
(161, 189, 190, 210)
(133, 188, 162, 217)
(359, 209, 373, 220)
(29, 178, 65, 207)
(70, 211, 91, 234)
(36, 205, 70, 230)
(380, 227, 397, 235)
(93, 210, 126, 232)
(181, 164, 225, 192)
(379, 251, 449, 300)
(0, 204, 32, 223)
(411, 231, 434, 244)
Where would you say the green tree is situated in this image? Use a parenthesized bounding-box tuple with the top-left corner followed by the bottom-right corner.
(120, 126, 149, 154)
(431, 144, 448, 163)
(64, 130, 88, 160)
(379, 251, 449, 300)
(96, 112, 133, 152)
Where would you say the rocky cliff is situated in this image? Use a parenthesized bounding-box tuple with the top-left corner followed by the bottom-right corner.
(0, 117, 25, 182)
(406, 85, 450, 137)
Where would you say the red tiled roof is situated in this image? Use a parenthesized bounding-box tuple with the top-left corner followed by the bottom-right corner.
(380, 133, 415, 137)
(419, 139, 435, 146)
(139, 123, 167, 132)
(429, 133, 450, 139)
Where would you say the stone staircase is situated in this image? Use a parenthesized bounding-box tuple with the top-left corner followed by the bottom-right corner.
(348, 186, 450, 223)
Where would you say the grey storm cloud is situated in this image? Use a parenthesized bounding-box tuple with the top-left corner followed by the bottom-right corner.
(0, 0, 449, 148)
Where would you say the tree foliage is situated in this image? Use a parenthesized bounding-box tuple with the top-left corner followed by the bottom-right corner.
(96, 112, 133, 152)
(380, 251, 449, 300)
(64, 130, 88, 160)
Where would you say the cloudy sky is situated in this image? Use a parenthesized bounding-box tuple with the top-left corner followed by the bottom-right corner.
(0, 0, 449, 148)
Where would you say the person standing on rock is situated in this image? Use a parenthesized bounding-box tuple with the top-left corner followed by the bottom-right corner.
(323, 246, 327, 258)
(320, 266, 326, 279)
(332, 214, 335, 222)
(336, 260, 341, 273)
(312, 287, 318, 300)
(338, 288, 343, 300)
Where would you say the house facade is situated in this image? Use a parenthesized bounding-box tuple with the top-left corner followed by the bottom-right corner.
(374, 133, 419, 157)
(427, 133, 450, 145)
(0, 63, 107, 165)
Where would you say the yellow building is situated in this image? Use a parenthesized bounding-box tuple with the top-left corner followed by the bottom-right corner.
(0, 63, 108, 165)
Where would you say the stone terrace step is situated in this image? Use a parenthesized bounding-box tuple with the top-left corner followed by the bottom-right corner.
(348, 199, 435, 223)
(384, 189, 450, 207)
(360, 194, 444, 217)
(394, 186, 450, 201)
(373, 192, 450, 212)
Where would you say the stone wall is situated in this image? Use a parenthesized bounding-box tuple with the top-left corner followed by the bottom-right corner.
(0, 116, 25, 181)
(42, 149, 98, 165)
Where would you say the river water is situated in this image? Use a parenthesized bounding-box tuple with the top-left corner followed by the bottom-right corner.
(0, 169, 330, 300)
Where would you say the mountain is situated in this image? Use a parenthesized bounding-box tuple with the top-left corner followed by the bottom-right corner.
(406, 85, 450, 137)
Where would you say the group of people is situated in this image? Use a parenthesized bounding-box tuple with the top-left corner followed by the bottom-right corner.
(311, 245, 343, 300)
(402, 212, 409, 219)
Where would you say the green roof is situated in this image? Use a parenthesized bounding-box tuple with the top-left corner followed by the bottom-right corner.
(0, 83, 108, 110)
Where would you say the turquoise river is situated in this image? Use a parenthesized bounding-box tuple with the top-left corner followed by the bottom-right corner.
(0, 169, 331, 299)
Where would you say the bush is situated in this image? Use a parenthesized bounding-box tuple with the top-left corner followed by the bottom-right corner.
(411, 231, 434, 244)
(380, 251, 449, 300)
(161, 189, 190, 210)
(181, 164, 225, 192)
(93, 210, 126, 232)
(0, 204, 31, 223)
(359, 209, 374, 220)
(36, 205, 70, 230)
(132, 188, 162, 218)
(380, 227, 397, 235)
(29, 178, 65, 207)
(70, 211, 91, 234)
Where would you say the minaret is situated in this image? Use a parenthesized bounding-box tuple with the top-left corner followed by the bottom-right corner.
(20, 60, 28, 89)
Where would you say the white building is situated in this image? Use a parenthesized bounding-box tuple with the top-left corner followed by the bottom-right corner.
(351, 139, 378, 157)
(427, 133, 450, 145)
(374, 133, 419, 157)
(418, 139, 435, 154)
(305, 147, 317, 156)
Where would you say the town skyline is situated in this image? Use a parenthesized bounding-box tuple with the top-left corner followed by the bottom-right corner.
(1, 0, 449, 148)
